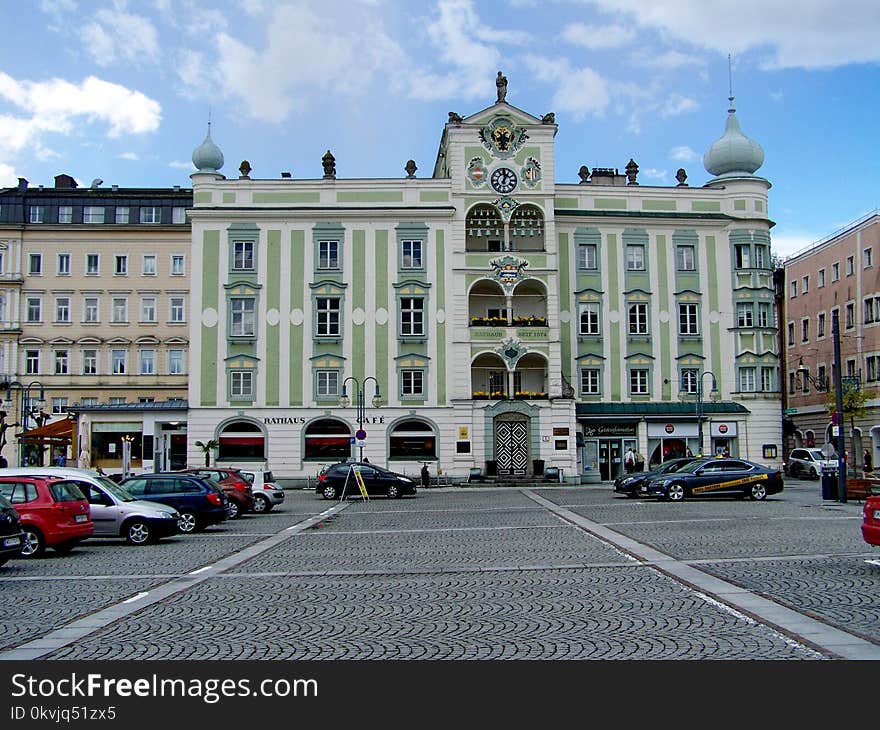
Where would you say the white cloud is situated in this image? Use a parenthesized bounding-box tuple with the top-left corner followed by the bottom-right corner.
(586, 0, 880, 69)
(640, 167, 667, 181)
(80, 7, 160, 67)
(0, 163, 17, 187)
(661, 93, 698, 117)
(670, 145, 698, 162)
(0, 73, 161, 159)
(561, 22, 635, 49)
(523, 56, 610, 119)
(630, 49, 705, 70)
(772, 233, 820, 259)
(168, 160, 193, 169)
(117, 152, 140, 160)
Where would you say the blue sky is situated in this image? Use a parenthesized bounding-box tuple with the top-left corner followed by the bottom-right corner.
(2, 0, 878, 258)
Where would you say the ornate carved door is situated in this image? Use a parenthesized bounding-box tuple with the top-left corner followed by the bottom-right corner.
(495, 417, 529, 475)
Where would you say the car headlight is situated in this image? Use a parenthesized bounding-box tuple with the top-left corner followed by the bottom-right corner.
(652, 479, 670, 487)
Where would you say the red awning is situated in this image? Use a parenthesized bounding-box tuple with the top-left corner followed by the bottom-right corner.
(18, 418, 74, 443)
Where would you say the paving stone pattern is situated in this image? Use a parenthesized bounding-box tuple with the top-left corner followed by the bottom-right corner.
(47, 569, 818, 660)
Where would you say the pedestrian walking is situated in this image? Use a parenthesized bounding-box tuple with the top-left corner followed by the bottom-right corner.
(421, 463, 431, 489)
(624, 447, 636, 473)
(864, 448, 873, 472)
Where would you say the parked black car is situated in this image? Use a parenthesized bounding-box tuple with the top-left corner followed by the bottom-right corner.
(317, 462, 417, 500)
(0, 493, 25, 566)
(118, 473, 229, 533)
(643, 458, 784, 502)
(613, 457, 700, 497)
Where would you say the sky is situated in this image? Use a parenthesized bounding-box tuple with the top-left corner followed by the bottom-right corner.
(1, 0, 879, 259)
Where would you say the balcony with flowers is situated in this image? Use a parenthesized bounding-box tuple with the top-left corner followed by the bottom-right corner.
(470, 316, 508, 327)
(514, 390, 548, 399)
(511, 315, 547, 327)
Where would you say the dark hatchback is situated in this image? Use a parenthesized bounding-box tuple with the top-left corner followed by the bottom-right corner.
(613, 457, 699, 497)
(119, 473, 229, 533)
(643, 457, 784, 502)
(317, 462, 418, 500)
(0, 494, 25, 566)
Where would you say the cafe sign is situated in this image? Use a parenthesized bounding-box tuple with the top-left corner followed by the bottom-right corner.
(581, 423, 637, 438)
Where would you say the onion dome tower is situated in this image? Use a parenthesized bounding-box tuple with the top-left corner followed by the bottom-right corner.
(703, 93, 764, 179)
(192, 121, 224, 174)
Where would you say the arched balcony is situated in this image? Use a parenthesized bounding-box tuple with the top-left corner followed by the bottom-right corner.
(470, 352, 549, 400)
(510, 279, 547, 327)
(465, 203, 546, 253)
(468, 280, 508, 327)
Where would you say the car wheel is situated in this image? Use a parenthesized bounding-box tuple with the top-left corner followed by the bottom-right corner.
(387, 483, 401, 499)
(252, 494, 271, 512)
(53, 541, 78, 555)
(177, 512, 199, 534)
(124, 520, 153, 545)
(749, 483, 768, 501)
(321, 484, 339, 500)
(20, 527, 45, 558)
(226, 500, 241, 519)
(666, 483, 685, 502)
(809, 467, 819, 480)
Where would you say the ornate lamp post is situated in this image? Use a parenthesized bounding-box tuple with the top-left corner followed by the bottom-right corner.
(340, 376, 382, 462)
(2, 380, 46, 465)
(696, 371, 718, 457)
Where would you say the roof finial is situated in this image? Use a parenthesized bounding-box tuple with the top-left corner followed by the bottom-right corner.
(727, 54, 734, 111)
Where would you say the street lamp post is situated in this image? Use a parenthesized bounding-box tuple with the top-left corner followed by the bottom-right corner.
(2, 380, 46, 466)
(696, 371, 718, 457)
(340, 376, 382, 462)
(796, 312, 847, 505)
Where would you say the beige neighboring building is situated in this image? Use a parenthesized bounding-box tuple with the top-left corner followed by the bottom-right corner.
(783, 211, 880, 468)
(0, 174, 191, 470)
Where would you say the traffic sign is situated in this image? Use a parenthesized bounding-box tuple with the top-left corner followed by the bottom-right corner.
(783, 408, 797, 415)
(355, 429, 367, 440)
(356, 439, 366, 448)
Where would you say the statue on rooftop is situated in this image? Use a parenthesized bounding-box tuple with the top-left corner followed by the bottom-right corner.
(496, 71, 508, 103)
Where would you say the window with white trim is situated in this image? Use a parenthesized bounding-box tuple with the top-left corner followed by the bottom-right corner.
(54, 349, 69, 375)
(317, 240, 339, 270)
(679, 303, 699, 335)
(168, 349, 184, 375)
(629, 369, 649, 395)
(579, 303, 600, 335)
(140, 297, 157, 323)
(626, 244, 645, 271)
(83, 297, 99, 323)
(26, 297, 41, 322)
(232, 241, 254, 271)
(111, 297, 128, 323)
(169, 296, 185, 323)
(139, 207, 161, 224)
(400, 297, 424, 336)
(57, 253, 70, 275)
(139, 349, 156, 375)
(25, 350, 39, 375)
(114, 255, 128, 275)
(171, 255, 185, 275)
(231, 371, 254, 399)
(115, 207, 130, 224)
(577, 243, 597, 270)
(51, 397, 68, 414)
(142, 255, 156, 276)
(172, 207, 186, 224)
(737, 302, 754, 328)
(680, 368, 699, 394)
(739, 367, 757, 392)
(29, 206, 44, 223)
(401, 240, 423, 269)
(676, 245, 695, 271)
(111, 349, 127, 374)
(28, 253, 42, 275)
(58, 206, 72, 223)
(316, 370, 339, 397)
(628, 303, 648, 334)
(230, 298, 255, 337)
(401, 369, 424, 396)
(82, 350, 97, 375)
(54, 297, 70, 323)
(86, 253, 100, 275)
(83, 206, 104, 224)
(316, 297, 340, 337)
(580, 368, 600, 395)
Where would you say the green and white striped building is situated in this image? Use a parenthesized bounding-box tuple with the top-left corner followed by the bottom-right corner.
(186, 83, 781, 482)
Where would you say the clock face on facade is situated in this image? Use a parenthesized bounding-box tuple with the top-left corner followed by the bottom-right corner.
(490, 167, 517, 194)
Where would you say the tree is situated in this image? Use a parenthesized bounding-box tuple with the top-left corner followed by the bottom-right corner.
(825, 384, 875, 468)
(194, 439, 218, 468)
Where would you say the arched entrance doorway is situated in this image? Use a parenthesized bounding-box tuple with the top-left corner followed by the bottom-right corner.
(494, 414, 530, 475)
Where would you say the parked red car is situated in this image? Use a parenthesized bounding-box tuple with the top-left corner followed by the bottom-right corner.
(862, 495, 880, 547)
(0, 477, 93, 557)
(180, 468, 254, 519)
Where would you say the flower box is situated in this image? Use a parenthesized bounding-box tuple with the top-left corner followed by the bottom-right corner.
(514, 392, 548, 399)
(470, 317, 508, 327)
(512, 317, 548, 327)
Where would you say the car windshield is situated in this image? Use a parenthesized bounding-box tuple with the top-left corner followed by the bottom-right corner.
(97, 479, 137, 502)
(670, 459, 716, 475)
(806, 450, 827, 460)
(657, 460, 689, 474)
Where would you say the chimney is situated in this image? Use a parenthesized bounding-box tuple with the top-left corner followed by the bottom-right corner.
(17, 178, 28, 191)
(54, 174, 78, 189)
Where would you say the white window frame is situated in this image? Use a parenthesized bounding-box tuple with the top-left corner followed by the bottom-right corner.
(230, 297, 255, 337)
(678, 303, 699, 335)
(83, 206, 104, 224)
(140, 297, 157, 323)
(138, 349, 156, 375)
(115, 207, 130, 224)
(626, 244, 645, 271)
(86, 253, 100, 275)
(54, 297, 70, 323)
(169, 296, 185, 323)
(83, 297, 99, 323)
(111, 297, 128, 323)
(82, 349, 98, 375)
(139, 206, 161, 224)
(58, 206, 73, 223)
(57, 253, 71, 275)
(111, 349, 127, 375)
(168, 349, 184, 375)
(142, 254, 157, 276)
(171, 255, 185, 276)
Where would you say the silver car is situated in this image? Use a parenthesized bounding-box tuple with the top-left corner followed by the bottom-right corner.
(238, 469, 285, 513)
(0, 467, 180, 545)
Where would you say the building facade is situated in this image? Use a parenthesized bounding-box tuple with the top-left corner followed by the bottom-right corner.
(782, 212, 880, 468)
(187, 79, 783, 482)
(0, 175, 192, 469)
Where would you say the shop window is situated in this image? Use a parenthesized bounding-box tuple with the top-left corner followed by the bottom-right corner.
(389, 420, 436, 459)
(218, 420, 265, 461)
(304, 418, 351, 460)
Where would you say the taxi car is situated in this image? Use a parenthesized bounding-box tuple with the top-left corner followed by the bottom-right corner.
(862, 495, 880, 547)
(613, 457, 698, 497)
(643, 457, 783, 502)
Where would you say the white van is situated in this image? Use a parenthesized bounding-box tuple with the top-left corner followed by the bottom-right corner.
(0, 467, 180, 544)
